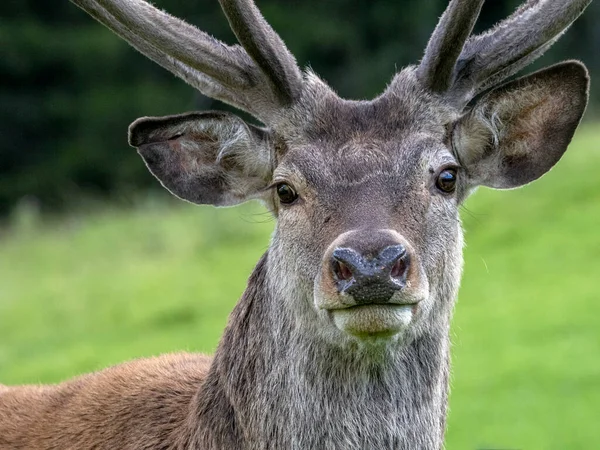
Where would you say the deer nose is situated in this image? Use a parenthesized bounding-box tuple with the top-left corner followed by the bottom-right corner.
(330, 244, 410, 304)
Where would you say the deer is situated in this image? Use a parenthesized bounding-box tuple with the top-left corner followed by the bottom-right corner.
(0, 0, 593, 448)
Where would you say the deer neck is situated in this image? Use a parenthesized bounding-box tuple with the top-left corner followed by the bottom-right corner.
(190, 252, 451, 450)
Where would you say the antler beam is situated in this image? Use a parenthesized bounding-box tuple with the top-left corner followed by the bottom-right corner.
(72, 0, 252, 112)
(219, 0, 303, 105)
(419, 0, 593, 104)
(70, 0, 302, 122)
(417, 0, 485, 93)
(454, 0, 593, 100)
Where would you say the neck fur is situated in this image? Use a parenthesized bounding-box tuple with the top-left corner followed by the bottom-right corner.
(188, 253, 450, 449)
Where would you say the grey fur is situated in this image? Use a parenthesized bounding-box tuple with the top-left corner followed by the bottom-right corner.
(0, 1, 592, 449)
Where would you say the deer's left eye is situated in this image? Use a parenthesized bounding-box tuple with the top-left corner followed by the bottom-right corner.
(276, 183, 298, 204)
(435, 169, 457, 193)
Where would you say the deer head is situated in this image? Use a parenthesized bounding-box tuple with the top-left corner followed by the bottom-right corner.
(72, 0, 590, 349)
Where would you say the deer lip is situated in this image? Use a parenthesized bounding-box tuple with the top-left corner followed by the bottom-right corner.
(329, 304, 417, 338)
(325, 301, 420, 311)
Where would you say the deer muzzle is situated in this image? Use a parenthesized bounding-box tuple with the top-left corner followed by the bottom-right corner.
(315, 229, 429, 339)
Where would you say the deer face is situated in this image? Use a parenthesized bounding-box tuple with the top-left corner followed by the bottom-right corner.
(130, 64, 588, 348)
(270, 137, 459, 344)
(265, 75, 461, 345)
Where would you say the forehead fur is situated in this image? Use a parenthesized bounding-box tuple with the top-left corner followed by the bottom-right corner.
(275, 67, 457, 146)
(272, 68, 458, 186)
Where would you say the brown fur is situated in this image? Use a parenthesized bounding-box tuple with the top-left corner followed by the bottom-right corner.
(0, 353, 211, 449)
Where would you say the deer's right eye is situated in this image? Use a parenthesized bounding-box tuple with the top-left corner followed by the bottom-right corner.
(276, 183, 298, 204)
(435, 168, 457, 193)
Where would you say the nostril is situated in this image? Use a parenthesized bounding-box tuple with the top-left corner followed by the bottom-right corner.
(390, 257, 408, 279)
(332, 260, 354, 282)
(378, 245, 409, 282)
(331, 248, 361, 284)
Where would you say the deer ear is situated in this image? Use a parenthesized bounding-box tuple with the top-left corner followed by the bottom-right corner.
(129, 111, 273, 206)
(453, 62, 589, 189)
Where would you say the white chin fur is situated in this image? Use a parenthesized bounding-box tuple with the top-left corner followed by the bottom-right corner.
(331, 304, 415, 338)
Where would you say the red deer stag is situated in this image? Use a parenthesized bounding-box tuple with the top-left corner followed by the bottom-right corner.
(0, 0, 593, 448)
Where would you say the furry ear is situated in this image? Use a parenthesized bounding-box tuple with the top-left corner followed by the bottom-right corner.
(453, 62, 589, 189)
(129, 111, 273, 206)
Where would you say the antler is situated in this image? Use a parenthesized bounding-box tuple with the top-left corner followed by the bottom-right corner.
(219, 0, 303, 105)
(418, 0, 593, 104)
(70, 0, 303, 122)
(417, 0, 485, 93)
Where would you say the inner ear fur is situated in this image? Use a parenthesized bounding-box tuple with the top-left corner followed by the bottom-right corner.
(129, 111, 273, 206)
(454, 61, 589, 189)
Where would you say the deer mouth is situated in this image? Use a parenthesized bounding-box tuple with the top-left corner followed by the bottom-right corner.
(329, 303, 416, 338)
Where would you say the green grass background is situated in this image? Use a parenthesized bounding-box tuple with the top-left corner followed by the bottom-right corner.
(1, 126, 599, 449)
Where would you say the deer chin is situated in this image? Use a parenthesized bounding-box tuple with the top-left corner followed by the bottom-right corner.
(329, 304, 417, 339)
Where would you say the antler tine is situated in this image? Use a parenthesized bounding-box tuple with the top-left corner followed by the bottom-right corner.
(72, 0, 256, 115)
(219, 0, 303, 105)
(72, 0, 258, 89)
(70, 0, 299, 122)
(417, 0, 485, 93)
(452, 0, 593, 101)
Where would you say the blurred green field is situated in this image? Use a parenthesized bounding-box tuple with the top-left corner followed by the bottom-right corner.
(1, 126, 599, 449)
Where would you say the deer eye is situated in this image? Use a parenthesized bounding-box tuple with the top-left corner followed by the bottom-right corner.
(435, 169, 457, 193)
(276, 183, 298, 204)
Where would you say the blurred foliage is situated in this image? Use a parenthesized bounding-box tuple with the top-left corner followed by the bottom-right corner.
(1, 0, 599, 213)
(1, 126, 599, 448)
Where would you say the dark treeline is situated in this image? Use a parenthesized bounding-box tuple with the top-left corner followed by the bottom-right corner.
(2, 0, 599, 214)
